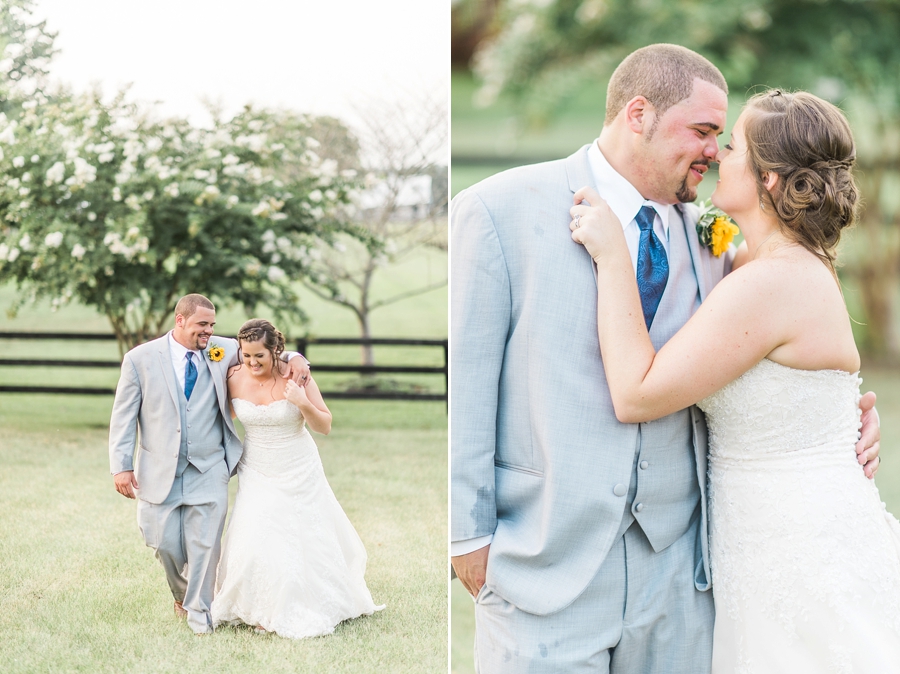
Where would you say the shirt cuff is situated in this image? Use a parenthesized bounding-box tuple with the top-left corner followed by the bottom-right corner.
(286, 351, 310, 366)
(451, 534, 493, 557)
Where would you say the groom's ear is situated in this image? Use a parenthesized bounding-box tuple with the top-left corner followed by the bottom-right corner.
(624, 96, 654, 135)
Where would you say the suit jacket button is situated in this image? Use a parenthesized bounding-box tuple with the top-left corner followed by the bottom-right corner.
(613, 484, 627, 497)
(635, 503, 644, 512)
(640, 460, 649, 470)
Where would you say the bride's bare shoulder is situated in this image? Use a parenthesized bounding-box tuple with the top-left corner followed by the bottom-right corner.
(226, 364, 248, 390)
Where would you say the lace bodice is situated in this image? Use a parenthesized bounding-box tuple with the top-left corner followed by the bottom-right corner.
(698, 358, 862, 466)
(697, 359, 900, 673)
(232, 398, 309, 474)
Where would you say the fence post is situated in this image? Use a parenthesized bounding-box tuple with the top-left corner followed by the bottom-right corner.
(442, 339, 448, 413)
(297, 338, 309, 363)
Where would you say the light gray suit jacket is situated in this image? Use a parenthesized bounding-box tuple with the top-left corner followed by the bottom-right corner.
(450, 145, 734, 615)
(108, 334, 243, 504)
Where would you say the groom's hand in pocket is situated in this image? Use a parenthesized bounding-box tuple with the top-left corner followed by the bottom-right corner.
(857, 391, 881, 479)
(114, 470, 139, 499)
(452, 544, 490, 598)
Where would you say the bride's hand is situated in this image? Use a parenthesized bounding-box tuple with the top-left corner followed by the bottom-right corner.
(284, 379, 308, 407)
(569, 186, 625, 261)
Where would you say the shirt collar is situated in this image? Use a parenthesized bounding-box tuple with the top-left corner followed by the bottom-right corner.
(168, 331, 201, 361)
(587, 139, 671, 236)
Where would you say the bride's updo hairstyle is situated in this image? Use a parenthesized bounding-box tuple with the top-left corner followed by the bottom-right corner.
(237, 318, 286, 363)
(743, 89, 859, 269)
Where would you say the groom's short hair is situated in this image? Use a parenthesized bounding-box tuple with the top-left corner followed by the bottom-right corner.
(604, 44, 728, 127)
(174, 293, 215, 319)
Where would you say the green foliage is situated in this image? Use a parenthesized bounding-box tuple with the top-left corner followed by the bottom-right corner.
(473, 0, 900, 124)
(0, 2, 377, 354)
(0, 88, 365, 352)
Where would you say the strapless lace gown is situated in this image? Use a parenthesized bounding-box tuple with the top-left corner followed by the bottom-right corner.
(211, 398, 383, 638)
(698, 359, 900, 673)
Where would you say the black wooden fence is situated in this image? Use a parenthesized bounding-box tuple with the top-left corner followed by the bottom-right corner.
(0, 332, 447, 402)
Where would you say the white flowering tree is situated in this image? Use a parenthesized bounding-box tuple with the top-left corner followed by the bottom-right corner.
(0, 0, 56, 116)
(302, 90, 448, 367)
(0, 88, 362, 354)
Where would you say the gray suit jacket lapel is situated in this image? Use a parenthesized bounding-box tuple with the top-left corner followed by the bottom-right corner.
(157, 339, 180, 410)
(677, 202, 713, 301)
(202, 349, 228, 418)
(565, 145, 601, 291)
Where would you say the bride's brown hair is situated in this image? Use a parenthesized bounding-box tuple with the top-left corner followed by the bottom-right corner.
(743, 89, 859, 270)
(235, 318, 286, 376)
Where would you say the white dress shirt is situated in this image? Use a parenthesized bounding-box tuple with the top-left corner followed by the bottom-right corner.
(168, 332, 203, 394)
(451, 143, 673, 559)
(586, 139, 671, 266)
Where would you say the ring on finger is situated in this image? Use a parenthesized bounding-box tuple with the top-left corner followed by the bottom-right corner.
(573, 214, 582, 229)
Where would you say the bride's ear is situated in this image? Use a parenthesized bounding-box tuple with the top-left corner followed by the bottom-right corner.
(761, 171, 779, 193)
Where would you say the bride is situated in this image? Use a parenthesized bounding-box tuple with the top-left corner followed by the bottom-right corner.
(571, 89, 900, 672)
(211, 319, 383, 638)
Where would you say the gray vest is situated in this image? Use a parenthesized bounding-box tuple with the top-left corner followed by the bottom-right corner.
(615, 209, 703, 551)
(175, 354, 226, 476)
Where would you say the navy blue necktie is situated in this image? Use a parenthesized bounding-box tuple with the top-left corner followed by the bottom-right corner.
(184, 352, 198, 400)
(635, 205, 669, 330)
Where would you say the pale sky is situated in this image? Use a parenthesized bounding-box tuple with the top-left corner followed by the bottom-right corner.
(31, 0, 449, 131)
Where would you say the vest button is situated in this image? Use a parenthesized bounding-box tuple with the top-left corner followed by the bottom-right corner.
(640, 461, 649, 470)
(172, 453, 177, 457)
(635, 502, 644, 512)
(613, 484, 627, 497)
(176, 429, 181, 433)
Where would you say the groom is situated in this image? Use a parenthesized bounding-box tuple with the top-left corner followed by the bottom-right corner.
(450, 44, 881, 672)
(109, 293, 309, 634)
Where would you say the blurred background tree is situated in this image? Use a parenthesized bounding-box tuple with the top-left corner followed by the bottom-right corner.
(0, 2, 362, 354)
(452, 0, 900, 361)
(302, 89, 449, 367)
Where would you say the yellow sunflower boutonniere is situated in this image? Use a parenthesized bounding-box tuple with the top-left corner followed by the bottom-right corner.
(207, 343, 225, 362)
(695, 199, 740, 257)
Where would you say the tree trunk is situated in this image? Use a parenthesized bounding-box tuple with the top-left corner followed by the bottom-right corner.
(358, 311, 374, 369)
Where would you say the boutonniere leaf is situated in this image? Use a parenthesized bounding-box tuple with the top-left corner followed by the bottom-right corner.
(696, 199, 740, 257)
(207, 343, 225, 362)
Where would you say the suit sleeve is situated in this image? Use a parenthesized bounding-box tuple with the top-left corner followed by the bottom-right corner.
(450, 188, 511, 544)
(108, 354, 142, 475)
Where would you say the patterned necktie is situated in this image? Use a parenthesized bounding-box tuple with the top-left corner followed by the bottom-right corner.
(184, 352, 198, 400)
(635, 205, 669, 331)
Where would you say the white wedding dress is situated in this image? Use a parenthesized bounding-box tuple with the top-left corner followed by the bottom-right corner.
(698, 359, 900, 673)
(211, 398, 383, 638)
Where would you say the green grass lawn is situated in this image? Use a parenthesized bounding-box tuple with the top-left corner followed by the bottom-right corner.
(0, 395, 446, 673)
(0, 248, 448, 672)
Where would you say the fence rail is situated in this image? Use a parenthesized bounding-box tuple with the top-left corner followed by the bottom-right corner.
(0, 332, 447, 402)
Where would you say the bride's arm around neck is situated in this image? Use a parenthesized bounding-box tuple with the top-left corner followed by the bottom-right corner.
(597, 247, 859, 423)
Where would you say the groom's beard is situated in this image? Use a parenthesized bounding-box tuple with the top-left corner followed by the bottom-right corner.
(676, 179, 698, 203)
(677, 159, 710, 203)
